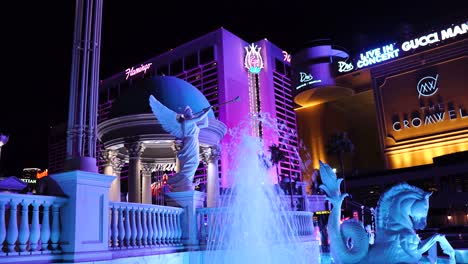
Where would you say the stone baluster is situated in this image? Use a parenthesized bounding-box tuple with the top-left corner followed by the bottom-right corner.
(147, 208, 153, 246)
(167, 210, 174, 246)
(0, 201, 6, 250)
(125, 141, 145, 203)
(18, 200, 30, 252)
(7, 200, 19, 252)
(136, 208, 143, 247)
(176, 210, 182, 245)
(201, 146, 221, 207)
(118, 207, 125, 248)
(130, 207, 137, 247)
(166, 209, 172, 246)
(111, 206, 118, 248)
(50, 204, 61, 251)
(173, 210, 179, 245)
(40, 203, 51, 252)
(141, 163, 156, 205)
(156, 207, 162, 245)
(29, 201, 41, 252)
(152, 208, 159, 246)
(171, 209, 177, 245)
(124, 207, 131, 247)
(141, 208, 148, 246)
(160, 209, 167, 245)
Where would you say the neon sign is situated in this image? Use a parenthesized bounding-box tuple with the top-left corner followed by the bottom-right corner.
(338, 61, 354, 72)
(244, 43, 264, 74)
(417, 74, 439, 98)
(125, 63, 152, 80)
(357, 43, 400, 68)
(20, 178, 37, 184)
(296, 72, 322, 90)
(282, 51, 291, 63)
(402, 22, 467, 52)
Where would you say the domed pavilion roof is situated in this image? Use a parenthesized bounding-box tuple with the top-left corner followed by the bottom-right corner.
(110, 76, 215, 119)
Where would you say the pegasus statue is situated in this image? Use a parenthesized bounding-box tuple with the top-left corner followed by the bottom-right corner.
(318, 161, 456, 264)
(149, 95, 212, 192)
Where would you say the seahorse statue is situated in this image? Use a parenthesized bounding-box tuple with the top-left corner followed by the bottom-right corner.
(318, 161, 455, 264)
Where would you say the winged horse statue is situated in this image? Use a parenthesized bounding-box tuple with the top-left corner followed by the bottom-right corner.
(319, 161, 456, 264)
(149, 95, 212, 192)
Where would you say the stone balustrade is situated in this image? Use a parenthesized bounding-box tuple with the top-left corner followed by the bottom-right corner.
(109, 202, 184, 249)
(196, 207, 314, 246)
(0, 193, 67, 256)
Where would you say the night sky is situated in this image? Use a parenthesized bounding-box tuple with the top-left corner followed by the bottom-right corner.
(1, 0, 467, 176)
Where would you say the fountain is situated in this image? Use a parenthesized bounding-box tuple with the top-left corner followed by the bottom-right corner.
(202, 114, 321, 264)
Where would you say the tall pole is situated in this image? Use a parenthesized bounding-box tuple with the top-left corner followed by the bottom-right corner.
(65, 0, 103, 172)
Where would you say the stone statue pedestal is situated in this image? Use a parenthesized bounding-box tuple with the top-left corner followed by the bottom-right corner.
(166, 191, 206, 249)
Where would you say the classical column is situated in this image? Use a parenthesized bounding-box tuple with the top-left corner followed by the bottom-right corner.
(201, 146, 221, 207)
(101, 149, 123, 202)
(141, 162, 156, 204)
(125, 142, 145, 203)
(101, 149, 117, 176)
(171, 140, 183, 173)
(111, 158, 124, 202)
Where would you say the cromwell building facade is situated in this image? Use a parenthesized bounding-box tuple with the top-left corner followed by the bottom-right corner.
(293, 21, 468, 225)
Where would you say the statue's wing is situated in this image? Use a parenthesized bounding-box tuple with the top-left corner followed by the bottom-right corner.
(149, 95, 183, 138)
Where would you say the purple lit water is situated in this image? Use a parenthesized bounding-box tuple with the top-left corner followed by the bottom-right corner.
(204, 115, 320, 264)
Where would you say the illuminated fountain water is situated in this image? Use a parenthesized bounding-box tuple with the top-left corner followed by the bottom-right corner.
(202, 114, 320, 264)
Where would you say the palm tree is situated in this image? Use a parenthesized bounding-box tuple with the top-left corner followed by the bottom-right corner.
(269, 144, 285, 183)
(326, 132, 354, 198)
(269, 144, 293, 208)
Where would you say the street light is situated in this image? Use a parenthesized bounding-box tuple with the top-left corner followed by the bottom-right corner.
(0, 134, 9, 162)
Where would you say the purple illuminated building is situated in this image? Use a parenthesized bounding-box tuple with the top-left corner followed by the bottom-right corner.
(49, 28, 302, 201)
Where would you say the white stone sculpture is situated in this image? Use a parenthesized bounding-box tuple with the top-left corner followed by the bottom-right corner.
(149, 95, 211, 192)
(318, 161, 455, 264)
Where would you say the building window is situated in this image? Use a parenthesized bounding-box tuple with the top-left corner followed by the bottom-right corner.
(275, 59, 285, 74)
(185, 53, 198, 70)
(200, 46, 215, 64)
(171, 59, 183, 75)
(157, 65, 169, 76)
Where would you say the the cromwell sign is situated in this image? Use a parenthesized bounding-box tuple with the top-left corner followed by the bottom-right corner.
(380, 57, 468, 142)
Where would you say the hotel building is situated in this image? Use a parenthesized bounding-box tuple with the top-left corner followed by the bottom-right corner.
(292, 21, 468, 225)
(49, 28, 302, 203)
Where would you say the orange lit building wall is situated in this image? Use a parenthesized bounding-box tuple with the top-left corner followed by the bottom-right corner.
(295, 103, 328, 176)
(296, 90, 385, 180)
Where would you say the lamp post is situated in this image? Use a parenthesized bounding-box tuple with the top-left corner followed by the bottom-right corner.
(0, 134, 9, 162)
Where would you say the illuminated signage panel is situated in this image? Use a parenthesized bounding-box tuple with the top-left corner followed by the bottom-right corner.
(337, 22, 467, 74)
(125, 63, 153, 80)
(401, 22, 467, 52)
(356, 43, 399, 69)
(295, 72, 322, 90)
(282, 51, 291, 63)
(337, 61, 354, 73)
(244, 43, 264, 74)
(380, 57, 468, 143)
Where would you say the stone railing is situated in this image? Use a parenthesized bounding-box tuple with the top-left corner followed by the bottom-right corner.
(0, 193, 67, 256)
(196, 207, 314, 246)
(109, 202, 184, 249)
